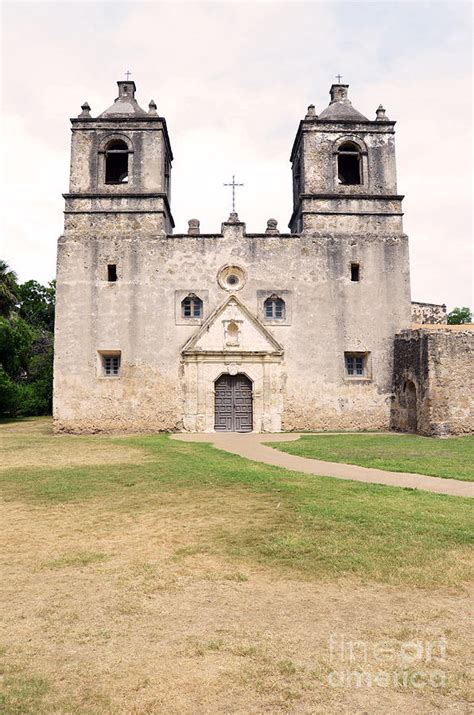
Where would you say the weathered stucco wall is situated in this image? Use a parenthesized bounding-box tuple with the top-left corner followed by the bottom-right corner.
(54, 222, 411, 433)
(391, 327, 474, 436)
(69, 121, 168, 194)
(302, 123, 397, 195)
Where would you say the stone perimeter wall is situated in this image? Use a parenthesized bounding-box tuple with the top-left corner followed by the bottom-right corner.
(391, 327, 474, 436)
(53, 225, 411, 433)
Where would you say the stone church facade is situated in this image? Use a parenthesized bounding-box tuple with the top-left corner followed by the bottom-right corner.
(53, 79, 472, 435)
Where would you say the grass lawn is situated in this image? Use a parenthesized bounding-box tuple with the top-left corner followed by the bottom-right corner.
(0, 418, 473, 713)
(267, 433, 474, 481)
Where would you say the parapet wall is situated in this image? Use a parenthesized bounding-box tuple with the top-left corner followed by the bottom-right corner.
(391, 326, 474, 436)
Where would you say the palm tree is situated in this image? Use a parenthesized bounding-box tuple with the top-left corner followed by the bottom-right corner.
(0, 260, 20, 318)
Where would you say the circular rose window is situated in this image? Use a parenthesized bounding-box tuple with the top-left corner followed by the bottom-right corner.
(217, 264, 246, 291)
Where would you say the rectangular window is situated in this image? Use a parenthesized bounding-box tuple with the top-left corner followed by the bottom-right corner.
(345, 353, 366, 377)
(107, 264, 117, 282)
(101, 353, 121, 376)
(351, 263, 360, 282)
(265, 303, 273, 319)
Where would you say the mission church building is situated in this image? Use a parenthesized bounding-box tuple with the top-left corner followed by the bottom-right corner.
(53, 78, 472, 435)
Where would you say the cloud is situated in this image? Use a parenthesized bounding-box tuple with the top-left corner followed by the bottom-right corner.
(1, 1, 472, 308)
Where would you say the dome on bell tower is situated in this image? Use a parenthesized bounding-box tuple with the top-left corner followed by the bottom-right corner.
(318, 83, 368, 121)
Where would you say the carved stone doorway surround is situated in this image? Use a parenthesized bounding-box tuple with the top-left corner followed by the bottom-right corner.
(180, 295, 284, 433)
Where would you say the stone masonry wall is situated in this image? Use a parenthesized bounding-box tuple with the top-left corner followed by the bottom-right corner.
(391, 327, 474, 436)
(411, 301, 447, 325)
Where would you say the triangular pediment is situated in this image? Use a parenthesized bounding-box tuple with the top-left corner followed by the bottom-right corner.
(182, 295, 283, 355)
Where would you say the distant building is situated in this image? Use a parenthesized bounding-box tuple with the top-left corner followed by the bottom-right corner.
(53, 79, 473, 435)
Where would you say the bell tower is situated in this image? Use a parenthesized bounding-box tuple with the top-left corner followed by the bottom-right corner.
(289, 83, 403, 235)
(64, 79, 174, 236)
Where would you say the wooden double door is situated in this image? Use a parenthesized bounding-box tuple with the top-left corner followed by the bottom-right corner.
(214, 374, 253, 432)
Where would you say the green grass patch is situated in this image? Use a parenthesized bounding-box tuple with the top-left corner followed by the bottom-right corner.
(0, 425, 472, 586)
(267, 434, 474, 481)
(43, 551, 107, 570)
(0, 674, 50, 715)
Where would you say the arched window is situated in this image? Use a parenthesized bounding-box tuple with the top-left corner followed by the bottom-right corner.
(337, 142, 362, 185)
(264, 294, 285, 320)
(105, 140, 129, 184)
(181, 294, 203, 319)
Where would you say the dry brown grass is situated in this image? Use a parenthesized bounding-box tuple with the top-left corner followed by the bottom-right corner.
(0, 418, 149, 472)
(1, 419, 472, 713)
(1, 494, 472, 713)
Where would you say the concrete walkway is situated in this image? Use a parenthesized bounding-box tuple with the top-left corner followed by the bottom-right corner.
(171, 433, 474, 498)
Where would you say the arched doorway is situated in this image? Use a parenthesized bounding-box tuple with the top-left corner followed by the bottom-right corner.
(404, 380, 418, 432)
(214, 373, 253, 432)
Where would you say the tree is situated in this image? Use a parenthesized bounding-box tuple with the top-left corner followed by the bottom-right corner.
(18, 280, 56, 332)
(0, 260, 20, 318)
(447, 307, 472, 325)
(0, 316, 35, 378)
(0, 315, 54, 417)
(0, 265, 55, 417)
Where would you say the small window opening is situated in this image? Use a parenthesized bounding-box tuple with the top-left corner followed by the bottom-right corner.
(351, 263, 360, 282)
(101, 353, 121, 376)
(337, 142, 361, 185)
(164, 156, 171, 195)
(293, 158, 301, 206)
(105, 140, 129, 184)
(107, 264, 117, 282)
(182, 294, 203, 318)
(264, 294, 285, 320)
(345, 353, 366, 377)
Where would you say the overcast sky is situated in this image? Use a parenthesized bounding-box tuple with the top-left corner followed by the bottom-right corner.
(1, 0, 472, 309)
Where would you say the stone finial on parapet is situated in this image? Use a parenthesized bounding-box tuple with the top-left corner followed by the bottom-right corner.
(188, 218, 200, 235)
(305, 104, 317, 119)
(265, 218, 280, 235)
(148, 100, 158, 115)
(79, 101, 91, 118)
(221, 211, 245, 236)
(376, 104, 389, 121)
